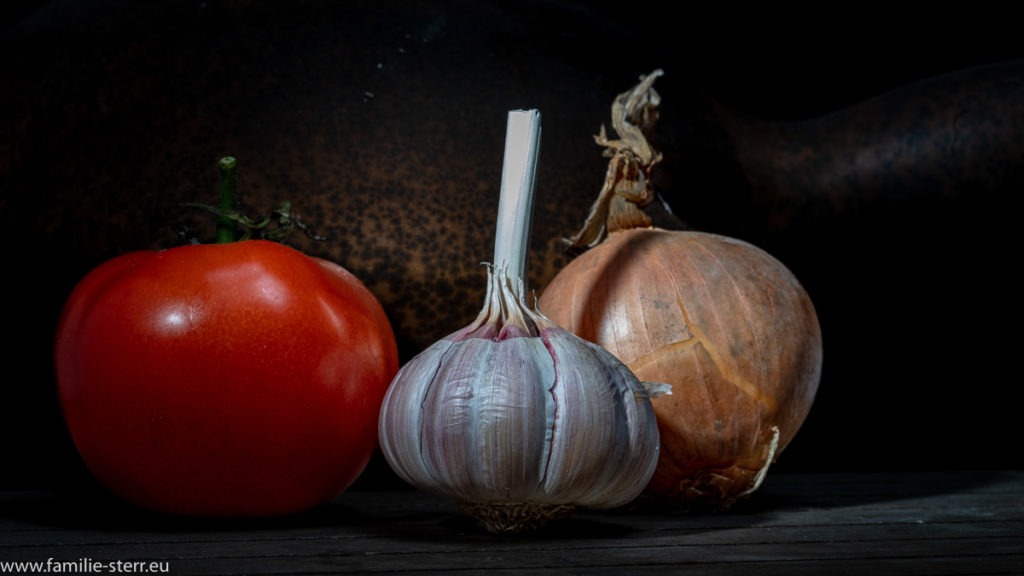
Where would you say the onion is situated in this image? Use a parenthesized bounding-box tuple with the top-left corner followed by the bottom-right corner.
(537, 71, 822, 510)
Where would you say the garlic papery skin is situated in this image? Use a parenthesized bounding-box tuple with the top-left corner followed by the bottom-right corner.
(378, 266, 660, 533)
(377, 110, 660, 533)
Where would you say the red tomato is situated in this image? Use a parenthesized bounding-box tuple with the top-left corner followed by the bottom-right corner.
(54, 240, 398, 516)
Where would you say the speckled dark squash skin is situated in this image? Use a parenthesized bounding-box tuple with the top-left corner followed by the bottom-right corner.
(688, 61, 1024, 242)
(3, 1, 1022, 487)
(5, 1, 654, 359)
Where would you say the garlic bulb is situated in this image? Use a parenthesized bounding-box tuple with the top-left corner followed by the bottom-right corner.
(378, 110, 660, 533)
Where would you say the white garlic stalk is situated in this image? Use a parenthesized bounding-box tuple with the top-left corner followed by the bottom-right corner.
(377, 110, 661, 533)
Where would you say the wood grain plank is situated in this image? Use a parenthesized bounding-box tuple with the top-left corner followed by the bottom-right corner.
(2, 471, 1021, 575)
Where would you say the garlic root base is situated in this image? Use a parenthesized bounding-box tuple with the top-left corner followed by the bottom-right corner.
(458, 500, 577, 534)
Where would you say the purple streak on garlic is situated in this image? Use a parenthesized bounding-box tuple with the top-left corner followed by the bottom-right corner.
(377, 110, 660, 533)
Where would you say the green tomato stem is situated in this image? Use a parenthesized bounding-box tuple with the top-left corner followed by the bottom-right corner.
(216, 156, 239, 244)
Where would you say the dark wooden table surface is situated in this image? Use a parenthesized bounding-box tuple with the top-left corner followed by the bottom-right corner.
(2, 470, 1021, 575)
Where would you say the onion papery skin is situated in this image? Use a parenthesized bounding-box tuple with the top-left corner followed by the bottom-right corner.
(538, 227, 822, 509)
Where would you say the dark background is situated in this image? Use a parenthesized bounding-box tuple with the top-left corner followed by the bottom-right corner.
(2, 1, 1021, 493)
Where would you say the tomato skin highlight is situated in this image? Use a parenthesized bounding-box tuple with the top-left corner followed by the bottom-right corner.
(54, 240, 399, 516)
